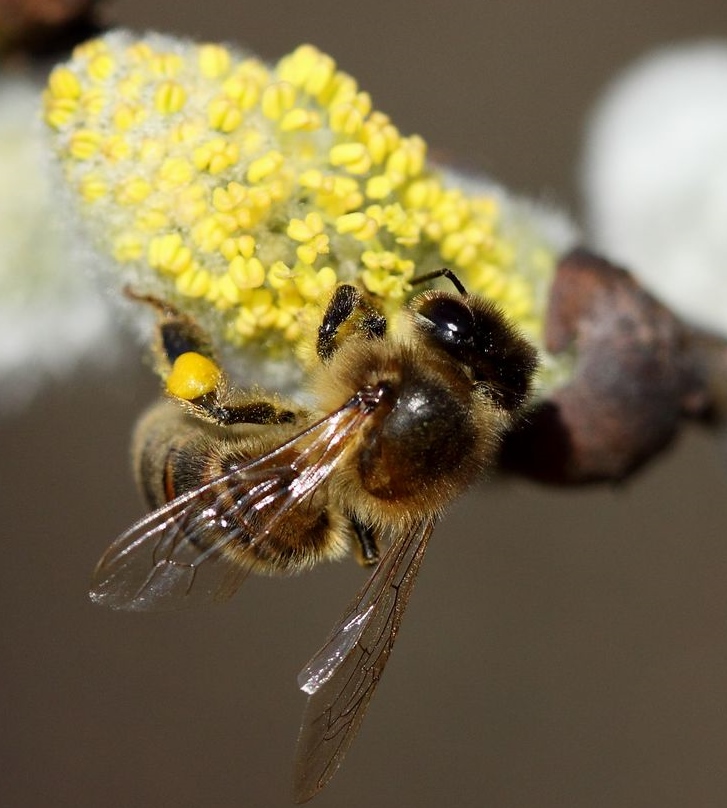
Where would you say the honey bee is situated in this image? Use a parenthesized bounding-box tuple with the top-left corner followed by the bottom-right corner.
(90, 269, 538, 801)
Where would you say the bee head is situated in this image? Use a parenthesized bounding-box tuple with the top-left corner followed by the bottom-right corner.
(410, 290, 538, 411)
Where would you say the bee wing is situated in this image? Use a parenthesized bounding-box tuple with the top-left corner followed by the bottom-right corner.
(90, 395, 374, 611)
(293, 515, 436, 802)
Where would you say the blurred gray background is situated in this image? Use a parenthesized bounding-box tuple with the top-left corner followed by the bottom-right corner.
(3, 1, 727, 806)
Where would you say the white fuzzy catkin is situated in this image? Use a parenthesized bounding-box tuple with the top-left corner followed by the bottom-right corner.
(0, 73, 118, 412)
(583, 42, 727, 337)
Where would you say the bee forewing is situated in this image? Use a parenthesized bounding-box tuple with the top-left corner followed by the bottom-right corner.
(90, 398, 372, 611)
(293, 516, 435, 802)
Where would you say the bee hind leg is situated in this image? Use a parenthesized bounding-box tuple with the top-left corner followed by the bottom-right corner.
(127, 289, 298, 427)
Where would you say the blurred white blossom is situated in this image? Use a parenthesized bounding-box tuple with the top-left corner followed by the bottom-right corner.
(0, 71, 118, 412)
(583, 42, 727, 337)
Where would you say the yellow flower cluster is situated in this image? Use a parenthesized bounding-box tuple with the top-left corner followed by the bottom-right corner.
(43, 30, 560, 375)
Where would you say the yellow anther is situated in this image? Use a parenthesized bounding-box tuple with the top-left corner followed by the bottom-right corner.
(173, 184, 207, 224)
(148, 233, 193, 275)
(222, 73, 261, 109)
(207, 96, 243, 132)
(279, 45, 337, 97)
(228, 256, 266, 289)
(335, 212, 379, 240)
(279, 108, 321, 132)
(68, 129, 102, 160)
(157, 157, 194, 187)
(112, 232, 144, 262)
(220, 234, 256, 261)
(365, 175, 394, 200)
(191, 215, 231, 252)
(125, 41, 153, 63)
(115, 177, 152, 205)
(246, 150, 283, 183)
(403, 178, 443, 209)
(113, 103, 145, 131)
(87, 53, 115, 81)
(387, 135, 426, 177)
(44, 97, 78, 129)
(198, 44, 232, 79)
(268, 261, 294, 289)
(138, 137, 166, 165)
(328, 103, 363, 136)
(150, 52, 183, 77)
(155, 81, 187, 114)
(287, 212, 324, 242)
(176, 267, 211, 298)
(261, 82, 296, 119)
(48, 67, 81, 99)
(166, 352, 221, 400)
(134, 207, 169, 231)
(329, 142, 371, 175)
(296, 233, 329, 265)
(294, 266, 337, 300)
(192, 138, 240, 174)
(79, 174, 107, 201)
(78, 88, 106, 118)
(212, 181, 246, 212)
(322, 71, 359, 108)
(72, 37, 108, 61)
(101, 134, 131, 162)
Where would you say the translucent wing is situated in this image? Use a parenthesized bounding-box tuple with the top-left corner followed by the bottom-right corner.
(90, 394, 375, 611)
(293, 516, 436, 802)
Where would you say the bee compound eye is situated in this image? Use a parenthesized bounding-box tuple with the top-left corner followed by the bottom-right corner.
(417, 295, 474, 346)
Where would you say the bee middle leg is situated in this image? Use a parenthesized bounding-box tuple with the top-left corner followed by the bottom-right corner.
(351, 516, 380, 567)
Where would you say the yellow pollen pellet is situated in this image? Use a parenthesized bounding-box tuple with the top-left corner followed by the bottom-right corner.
(68, 129, 102, 160)
(155, 81, 186, 114)
(261, 82, 296, 119)
(198, 44, 232, 78)
(246, 151, 283, 183)
(167, 352, 221, 400)
(48, 67, 81, 99)
(207, 96, 243, 132)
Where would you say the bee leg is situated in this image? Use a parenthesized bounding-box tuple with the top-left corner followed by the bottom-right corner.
(350, 516, 380, 567)
(128, 290, 298, 426)
(317, 284, 387, 362)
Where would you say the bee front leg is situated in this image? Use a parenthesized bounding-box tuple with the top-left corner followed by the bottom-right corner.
(317, 285, 387, 362)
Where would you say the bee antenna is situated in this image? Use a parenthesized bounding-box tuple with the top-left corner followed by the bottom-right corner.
(410, 268, 468, 297)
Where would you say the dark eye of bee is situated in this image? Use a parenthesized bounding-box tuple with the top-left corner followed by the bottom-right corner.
(414, 291, 538, 412)
(417, 295, 475, 348)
